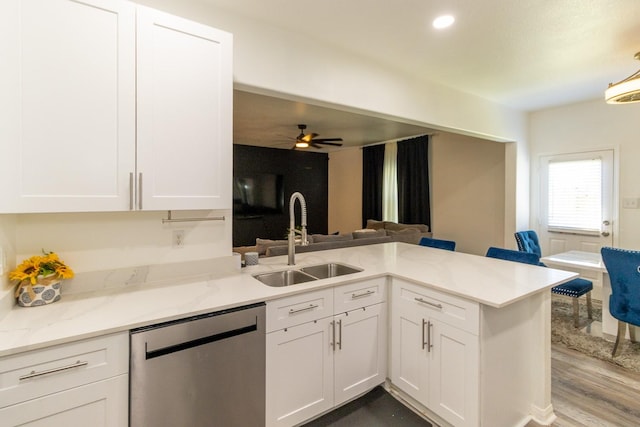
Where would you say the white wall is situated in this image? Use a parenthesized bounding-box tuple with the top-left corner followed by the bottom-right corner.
(431, 133, 507, 255)
(328, 148, 363, 233)
(530, 99, 640, 249)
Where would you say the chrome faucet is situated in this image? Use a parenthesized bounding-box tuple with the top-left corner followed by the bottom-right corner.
(288, 192, 309, 265)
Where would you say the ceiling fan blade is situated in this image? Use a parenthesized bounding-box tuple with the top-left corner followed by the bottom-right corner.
(314, 137, 343, 142)
(315, 141, 343, 147)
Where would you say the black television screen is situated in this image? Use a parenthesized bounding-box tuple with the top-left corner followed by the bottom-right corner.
(233, 174, 285, 215)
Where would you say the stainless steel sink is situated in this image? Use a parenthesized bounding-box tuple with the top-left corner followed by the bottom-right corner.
(300, 263, 363, 279)
(253, 270, 317, 287)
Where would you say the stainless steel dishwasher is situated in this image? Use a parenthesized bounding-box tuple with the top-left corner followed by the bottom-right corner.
(130, 302, 265, 427)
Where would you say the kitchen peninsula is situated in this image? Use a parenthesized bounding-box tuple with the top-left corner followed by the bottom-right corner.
(0, 242, 576, 426)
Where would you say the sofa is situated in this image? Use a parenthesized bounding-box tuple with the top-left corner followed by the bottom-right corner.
(233, 220, 432, 258)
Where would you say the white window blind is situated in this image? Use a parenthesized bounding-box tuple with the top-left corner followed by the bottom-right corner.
(547, 158, 602, 233)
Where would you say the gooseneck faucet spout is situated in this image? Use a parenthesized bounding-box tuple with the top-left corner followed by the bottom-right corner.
(288, 192, 309, 265)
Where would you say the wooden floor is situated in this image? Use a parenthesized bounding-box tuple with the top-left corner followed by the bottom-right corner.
(529, 344, 640, 427)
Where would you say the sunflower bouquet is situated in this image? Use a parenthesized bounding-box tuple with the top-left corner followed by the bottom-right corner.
(10, 250, 74, 301)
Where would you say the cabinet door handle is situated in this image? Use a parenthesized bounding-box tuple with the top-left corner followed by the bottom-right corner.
(331, 320, 336, 350)
(289, 303, 318, 315)
(337, 319, 342, 350)
(427, 321, 433, 353)
(19, 360, 88, 381)
(351, 290, 374, 299)
(422, 318, 427, 349)
(138, 172, 143, 210)
(414, 297, 443, 309)
(129, 172, 134, 210)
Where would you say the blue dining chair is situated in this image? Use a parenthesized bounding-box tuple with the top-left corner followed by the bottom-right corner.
(600, 247, 640, 357)
(419, 236, 456, 251)
(515, 230, 593, 328)
(485, 246, 540, 265)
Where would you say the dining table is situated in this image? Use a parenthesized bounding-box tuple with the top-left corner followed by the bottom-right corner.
(540, 250, 622, 340)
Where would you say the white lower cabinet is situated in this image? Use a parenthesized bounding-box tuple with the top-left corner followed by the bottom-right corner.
(391, 279, 479, 427)
(0, 375, 128, 427)
(266, 316, 334, 427)
(266, 278, 387, 427)
(0, 332, 129, 427)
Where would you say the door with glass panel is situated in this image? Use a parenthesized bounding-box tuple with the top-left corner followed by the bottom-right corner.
(539, 150, 614, 297)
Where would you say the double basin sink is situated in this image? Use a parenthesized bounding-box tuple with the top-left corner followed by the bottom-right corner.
(253, 263, 363, 287)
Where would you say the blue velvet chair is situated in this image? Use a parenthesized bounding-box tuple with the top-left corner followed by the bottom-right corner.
(515, 230, 593, 328)
(419, 237, 456, 251)
(601, 247, 640, 357)
(485, 247, 540, 265)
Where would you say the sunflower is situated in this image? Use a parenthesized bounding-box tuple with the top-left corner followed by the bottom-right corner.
(10, 250, 74, 299)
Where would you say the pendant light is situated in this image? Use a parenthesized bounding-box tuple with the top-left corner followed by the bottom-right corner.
(605, 52, 640, 104)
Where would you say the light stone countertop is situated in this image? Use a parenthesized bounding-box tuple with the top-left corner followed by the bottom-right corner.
(0, 242, 577, 357)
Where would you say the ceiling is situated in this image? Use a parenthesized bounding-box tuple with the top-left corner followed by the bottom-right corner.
(216, 0, 640, 150)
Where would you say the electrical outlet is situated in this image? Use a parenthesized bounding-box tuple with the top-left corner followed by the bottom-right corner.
(623, 198, 639, 209)
(173, 230, 185, 248)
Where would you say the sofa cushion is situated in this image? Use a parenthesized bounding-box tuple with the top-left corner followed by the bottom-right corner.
(353, 229, 386, 239)
(265, 236, 392, 257)
(386, 228, 424, 244)
(383, 221, 429, 233)
(312, 233, 353, 243)
(255, 238, 290, 255)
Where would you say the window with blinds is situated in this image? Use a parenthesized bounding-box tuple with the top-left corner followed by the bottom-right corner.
(547, 158, 602, 233)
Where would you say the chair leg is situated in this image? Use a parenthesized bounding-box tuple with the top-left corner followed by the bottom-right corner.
(573, 298, 580, 328)
(586, 292, 593, 320)
(613, 321, 627, 357)
(630, 325, 637, 343)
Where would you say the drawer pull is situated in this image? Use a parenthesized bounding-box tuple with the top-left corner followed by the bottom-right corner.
(289, 304, 319, 315)
(19, 360, 88, 381)
(351, 290, 374, 299)
(414, 297, 443, 309)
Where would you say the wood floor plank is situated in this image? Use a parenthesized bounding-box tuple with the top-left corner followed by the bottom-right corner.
(548, 344, 640, 427)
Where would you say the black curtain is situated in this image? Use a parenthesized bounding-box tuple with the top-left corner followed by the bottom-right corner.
(361, 144, 385, 227)
(397, 136, 430, 225)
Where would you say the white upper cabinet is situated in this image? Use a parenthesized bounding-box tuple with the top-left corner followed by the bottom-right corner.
(0, 0, 232, 213)
(136, 7, 232, 211)
(0, 0, 136, 213)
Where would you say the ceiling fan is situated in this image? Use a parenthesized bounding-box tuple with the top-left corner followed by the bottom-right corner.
(292, 124, 343, 149)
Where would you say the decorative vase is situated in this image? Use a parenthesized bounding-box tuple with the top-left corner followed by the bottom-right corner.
(16, 277, 62, 307)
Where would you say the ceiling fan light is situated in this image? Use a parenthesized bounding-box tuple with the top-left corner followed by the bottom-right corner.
(295, 141, 309, 148)
(433, 15, 455, 29)
(605, 52, 640, 104)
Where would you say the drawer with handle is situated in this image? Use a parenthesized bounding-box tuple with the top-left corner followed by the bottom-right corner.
(266, 288, 334, 332)
(333, 277, 386, 313)
(393, 278, 479, 334)
(0, 332, 128, 408)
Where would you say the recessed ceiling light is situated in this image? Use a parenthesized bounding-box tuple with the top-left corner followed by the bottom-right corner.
(433, 15, 455, 29)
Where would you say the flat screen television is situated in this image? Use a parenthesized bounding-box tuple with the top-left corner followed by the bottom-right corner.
(233, 173, 285, 216)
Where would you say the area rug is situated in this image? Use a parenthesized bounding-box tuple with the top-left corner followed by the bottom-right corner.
(551, 295, 640, 373)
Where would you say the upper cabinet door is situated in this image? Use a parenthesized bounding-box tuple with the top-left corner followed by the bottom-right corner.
(136, 7, 233, 211)
(0, 0, 136, 213)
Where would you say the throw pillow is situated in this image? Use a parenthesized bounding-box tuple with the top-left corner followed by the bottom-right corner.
(365, 219, 385, 230)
